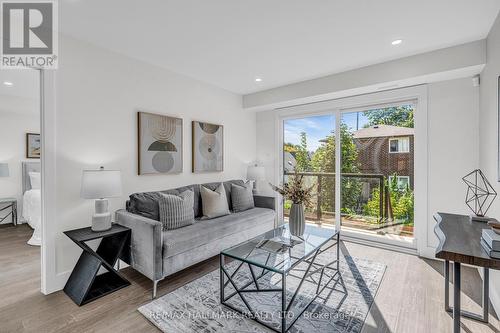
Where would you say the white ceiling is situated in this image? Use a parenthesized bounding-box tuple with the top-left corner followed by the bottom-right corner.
(60, 0, 500, 94)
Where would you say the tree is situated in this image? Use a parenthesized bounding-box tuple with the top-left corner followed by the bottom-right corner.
(364, 105, 414, 128)
(311, 124, 361, 213)
(283, 142, 297, 153)
(294, 132, 311, 171)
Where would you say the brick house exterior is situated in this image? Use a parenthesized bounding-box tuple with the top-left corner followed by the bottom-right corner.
(353, 125, 414, 189)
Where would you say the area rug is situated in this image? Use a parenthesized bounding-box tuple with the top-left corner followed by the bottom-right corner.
(139, 251, 386, 333)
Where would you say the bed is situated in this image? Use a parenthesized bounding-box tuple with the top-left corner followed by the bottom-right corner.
(22, 162, 41, 246)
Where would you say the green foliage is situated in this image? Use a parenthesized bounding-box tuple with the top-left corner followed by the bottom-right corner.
(283, 142, 297, 153)
(310, 123, 362, 213)
(294, 132, 312, 172)
(364, 105, 414, 128)
(363, 188, 381, 217)
(363, 174, 414, 225)
(284, 200, 292, 210)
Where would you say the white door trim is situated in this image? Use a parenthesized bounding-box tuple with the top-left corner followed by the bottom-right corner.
(40, 70, 61, 294)
(274, 85, 429, 255)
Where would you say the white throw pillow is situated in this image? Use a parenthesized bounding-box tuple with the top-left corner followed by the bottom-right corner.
(200, 183, 230, 219)
(29, 172, 41, 189)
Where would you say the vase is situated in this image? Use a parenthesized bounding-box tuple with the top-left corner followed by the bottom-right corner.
(289, 203, 305, 236)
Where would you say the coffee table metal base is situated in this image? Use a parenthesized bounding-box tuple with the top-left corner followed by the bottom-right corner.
(220, 233, 341, 333)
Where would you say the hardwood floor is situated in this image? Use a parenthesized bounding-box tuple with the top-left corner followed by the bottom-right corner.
(0, 224, 498, 333)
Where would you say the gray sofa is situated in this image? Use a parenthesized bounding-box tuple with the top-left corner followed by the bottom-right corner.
(116, 180, 276, 298)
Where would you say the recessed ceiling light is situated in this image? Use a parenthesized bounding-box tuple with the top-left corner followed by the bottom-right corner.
(255, 77, 262, 82)
(3, 81, 13, 86)
(391, 39, 403, 45)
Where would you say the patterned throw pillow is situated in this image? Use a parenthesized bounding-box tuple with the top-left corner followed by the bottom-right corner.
(231, 182, 255, 212)
(158, 190, 195, 230)
(200, 183, 230, 219)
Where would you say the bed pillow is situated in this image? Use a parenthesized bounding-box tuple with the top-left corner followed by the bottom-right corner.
(231, 182, 254, 212)
(200, 183, 230, 219)
(158, 190, 195, 230)
(29, 172, 41, 190)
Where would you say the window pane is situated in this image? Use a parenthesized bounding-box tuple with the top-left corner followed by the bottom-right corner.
(399, 137, 409, 152)
(282, 115, 336, 226)
(398, 177, 409, 189)
(390, 140, 398, 152)
(341, 104, 415, 239)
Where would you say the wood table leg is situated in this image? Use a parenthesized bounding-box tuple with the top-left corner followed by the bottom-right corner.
(444, 260, 450, 311)
(453, 262, 461, 333)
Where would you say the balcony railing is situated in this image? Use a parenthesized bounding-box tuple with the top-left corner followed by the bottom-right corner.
(284, 171, 387, 222)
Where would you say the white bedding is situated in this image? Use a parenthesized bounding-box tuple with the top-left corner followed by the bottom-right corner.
(22, 189, 41, 246)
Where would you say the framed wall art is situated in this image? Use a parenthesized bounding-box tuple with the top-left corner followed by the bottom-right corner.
(26, 133, 41, 159)
(138, 112, 182, 175)
(192, 121, 223, 172)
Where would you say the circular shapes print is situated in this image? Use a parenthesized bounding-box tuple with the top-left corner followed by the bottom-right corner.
(199, 134, 221, 161)
(152, 151, 174, 172)
(198, 122, 220, 134)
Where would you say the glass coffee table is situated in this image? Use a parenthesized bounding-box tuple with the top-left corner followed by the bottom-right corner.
(220, 223, 340, 333)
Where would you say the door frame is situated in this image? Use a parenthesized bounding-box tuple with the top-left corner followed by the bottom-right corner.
(274, 85, 428, 255)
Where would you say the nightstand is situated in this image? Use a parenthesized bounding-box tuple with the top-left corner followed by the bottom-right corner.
(63, 224, 131, 306)
(0, 198, 17, 226)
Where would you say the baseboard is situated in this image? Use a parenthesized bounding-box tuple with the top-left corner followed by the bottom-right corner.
(43, 270, 71, 294)
(341, 234, 418, 256)
(418, 246, 437, 260)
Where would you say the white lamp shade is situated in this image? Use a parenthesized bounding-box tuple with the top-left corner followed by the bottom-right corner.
(81, 169, 122, 199)
(0, 163, 9, 177)
(247, 165, 265, 181)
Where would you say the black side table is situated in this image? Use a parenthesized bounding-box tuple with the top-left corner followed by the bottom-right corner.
(63, 224, 131, 306)
(0, 198, 17, 225)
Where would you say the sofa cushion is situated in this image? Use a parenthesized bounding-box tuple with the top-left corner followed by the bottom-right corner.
(200, 183, 230, 219)
(126, 180, 245, 220)
(159, 190, 195, 230)
(162, 207, 275, 259)
(231, 182, 254, 212)
(198, 180, 244, 214)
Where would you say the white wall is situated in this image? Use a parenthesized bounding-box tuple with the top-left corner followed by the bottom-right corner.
(256, 77, 478, 255)
(0, 110, 39, 222)
(244, 41, 485, 111)
(45, 35, 256, 291)
(479, 11, 500, 315)
(427, 78, 480, 248)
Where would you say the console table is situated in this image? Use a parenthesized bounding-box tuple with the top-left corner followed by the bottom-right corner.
(0, 198, 17, 225)
(434, 212, 500, 333)
(63, 224, 131, 305)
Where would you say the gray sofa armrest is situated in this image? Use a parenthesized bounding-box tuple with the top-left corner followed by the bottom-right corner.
(253, 194, 276, 210)
(116, 209, 163, 281)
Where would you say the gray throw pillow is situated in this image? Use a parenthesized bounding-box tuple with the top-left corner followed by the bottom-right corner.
(200, 183, 230, 218)
(158, 190, 195, 230)
(231, 182, 254, 212)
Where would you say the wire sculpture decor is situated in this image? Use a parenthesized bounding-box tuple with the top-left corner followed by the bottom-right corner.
(462, 169, 497, 220)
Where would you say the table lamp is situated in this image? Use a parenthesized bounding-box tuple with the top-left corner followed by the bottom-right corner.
(0, 163, 9, 177)
(81, 166, 122, 231)
(247, 164, 266, 193)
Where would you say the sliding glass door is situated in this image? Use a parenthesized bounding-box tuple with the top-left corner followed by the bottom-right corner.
(280, 101, 416, 246)
(340, 104, 415, 241)
(282, 114, 336, 226)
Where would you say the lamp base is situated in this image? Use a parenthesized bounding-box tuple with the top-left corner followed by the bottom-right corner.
(91, 199, 112, 231)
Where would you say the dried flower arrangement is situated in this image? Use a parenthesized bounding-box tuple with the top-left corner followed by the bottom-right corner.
(270, 171, 314, 206)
